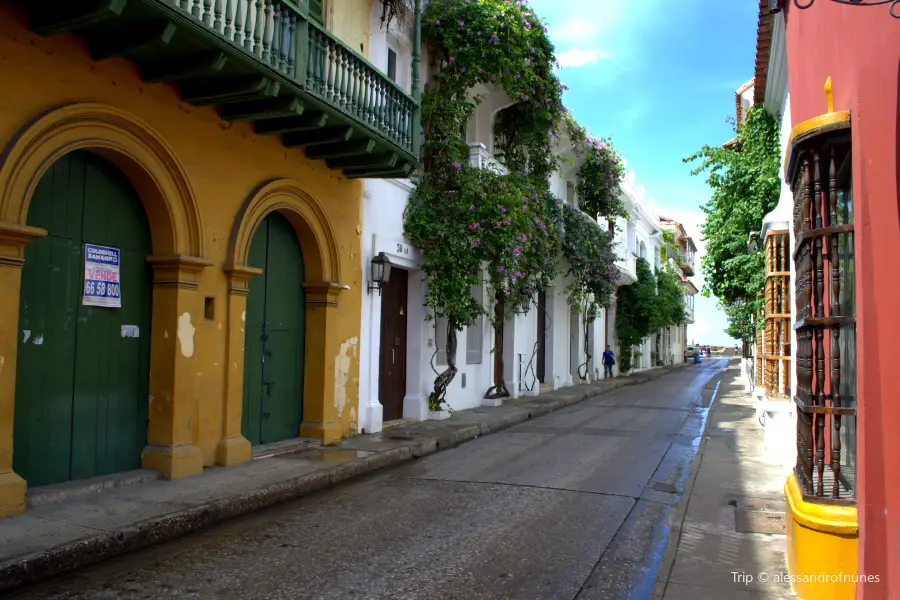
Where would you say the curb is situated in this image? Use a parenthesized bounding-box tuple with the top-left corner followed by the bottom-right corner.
(0, 363, 691, 592)
(650, 367, 728, 600)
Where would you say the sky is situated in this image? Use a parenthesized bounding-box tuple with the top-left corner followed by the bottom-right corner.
(528, 0, 760, 345)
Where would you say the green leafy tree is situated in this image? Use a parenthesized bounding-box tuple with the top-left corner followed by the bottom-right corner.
(654, 264, 687, 330)
(683, 106, 781, 342)
(616, 257, 658, 373)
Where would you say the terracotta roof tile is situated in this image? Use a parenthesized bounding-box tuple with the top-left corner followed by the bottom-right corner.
(753, 0, 774, 105)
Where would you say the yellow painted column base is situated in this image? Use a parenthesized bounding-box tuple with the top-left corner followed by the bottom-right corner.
(300, 421, 344, 445)
(0, 471, 26, 518)
(215, 436, 252, 467)
(784, 473, 858, 600)
(142, 444, 204, 480)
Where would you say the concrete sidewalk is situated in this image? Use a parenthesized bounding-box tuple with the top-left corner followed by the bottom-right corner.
(0, 363, 689, 592)
(652, 362, 795, 599)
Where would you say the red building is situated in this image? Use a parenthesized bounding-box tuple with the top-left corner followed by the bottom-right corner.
(779, 1, 900, 598)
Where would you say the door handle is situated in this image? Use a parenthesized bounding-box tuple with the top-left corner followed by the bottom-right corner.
(392, 348, 395, 364)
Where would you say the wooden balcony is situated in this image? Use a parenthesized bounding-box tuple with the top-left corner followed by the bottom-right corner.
(23, 0, 420, 179)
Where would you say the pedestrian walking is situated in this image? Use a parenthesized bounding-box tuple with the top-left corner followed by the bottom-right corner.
(602, 345, 616, 379)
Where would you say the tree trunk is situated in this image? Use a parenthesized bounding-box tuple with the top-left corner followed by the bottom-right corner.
(429, 317, 458, 411)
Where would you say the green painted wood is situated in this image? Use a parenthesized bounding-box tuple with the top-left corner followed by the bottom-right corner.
(220, 97, 304, 122)
(327, 152, 397, 170)
(309, 0, 324, 26)
(241, 220, 267, 446)
(14, 151, 152, 487)
(140, 51, 228, 84)
(179, 77, 279, 106)
(89, 20, 176, 61)
(305, 139, 374, 160)
(260, 213, 305, 443)
(241, 212, 305, 446)
(260, 113, 330, 136)
(16, 0, 420, 175)
(30, 0, 127, 36)
(280, 126, 354, 147)
(71, 154, 152, 481)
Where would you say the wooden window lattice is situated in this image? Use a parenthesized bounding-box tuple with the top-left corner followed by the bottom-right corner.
(790, 126, 856, 505)
(764, 231, 791, 400)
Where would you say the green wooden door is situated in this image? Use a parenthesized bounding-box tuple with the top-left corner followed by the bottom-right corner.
(14, 151, 152, 488)
(242, 212, 305, 445)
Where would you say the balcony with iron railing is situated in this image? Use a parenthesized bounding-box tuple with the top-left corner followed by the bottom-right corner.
(23, 0, 421, 178)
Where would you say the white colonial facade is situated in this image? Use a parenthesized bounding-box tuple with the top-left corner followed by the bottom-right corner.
(357, 11, 690, 433)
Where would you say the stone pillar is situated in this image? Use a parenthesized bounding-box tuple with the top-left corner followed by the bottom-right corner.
(299, 282, 345, 445)
(142, 255, 212, 479)
(0, 222, 46, 517)
(216, 266, 262, 466)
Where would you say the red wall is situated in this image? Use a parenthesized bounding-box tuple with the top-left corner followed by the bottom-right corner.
(784, 3, 900, 598)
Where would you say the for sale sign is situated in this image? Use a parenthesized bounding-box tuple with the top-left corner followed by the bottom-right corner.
(83, 244, 122, 308)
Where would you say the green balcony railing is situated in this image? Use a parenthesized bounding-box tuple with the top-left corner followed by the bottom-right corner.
(163, 0, 418, 157)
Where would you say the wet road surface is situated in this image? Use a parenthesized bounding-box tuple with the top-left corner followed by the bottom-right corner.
(12, 359, 729, 600)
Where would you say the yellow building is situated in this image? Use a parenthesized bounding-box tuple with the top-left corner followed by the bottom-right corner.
(0, 0, 420, 518)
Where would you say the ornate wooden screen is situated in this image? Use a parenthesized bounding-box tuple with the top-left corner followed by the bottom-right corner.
(756, 323, 764, 388)
(764, 231, 791, 399)
(788, 121, 856, 504)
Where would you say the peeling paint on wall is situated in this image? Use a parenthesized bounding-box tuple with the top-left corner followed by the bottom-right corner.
(177, 312, 195, 358)
(349, 407, 358, 433)
(333, 336, 358, 418)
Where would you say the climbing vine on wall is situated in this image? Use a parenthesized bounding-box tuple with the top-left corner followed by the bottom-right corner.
(403, 0, 565, 411)
(654, 264, 687, 331)
(561, 204, 618, 321)
(615, 257, 659, 373)
(566, 116, 626, 220)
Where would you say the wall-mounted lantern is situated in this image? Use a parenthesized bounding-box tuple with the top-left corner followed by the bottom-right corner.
(794, 0, 900, 19)
(368, 252, 393, 296)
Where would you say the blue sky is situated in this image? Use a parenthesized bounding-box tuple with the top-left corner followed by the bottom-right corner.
(528, 0, 759, 345)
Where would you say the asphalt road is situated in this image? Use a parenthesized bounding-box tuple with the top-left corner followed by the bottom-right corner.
(13, 359, 729, 600)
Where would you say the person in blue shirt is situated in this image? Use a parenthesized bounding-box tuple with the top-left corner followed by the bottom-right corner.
(602, 345, 615, 379)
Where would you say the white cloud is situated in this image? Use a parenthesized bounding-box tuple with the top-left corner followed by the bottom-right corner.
(556, 48, 610, 69)
(552, 19, 602, 45)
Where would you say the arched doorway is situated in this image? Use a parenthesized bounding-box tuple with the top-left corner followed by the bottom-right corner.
(241, 211, 306, 446)
(13, 151, 153, 487)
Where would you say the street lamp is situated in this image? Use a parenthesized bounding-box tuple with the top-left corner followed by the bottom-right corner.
(793, 0, 900, 18)
(368, 252, 392, 296)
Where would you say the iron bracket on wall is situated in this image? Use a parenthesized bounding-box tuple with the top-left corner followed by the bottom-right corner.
(794, 0, 900, 18)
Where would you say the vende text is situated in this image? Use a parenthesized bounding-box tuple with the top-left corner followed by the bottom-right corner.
(86, 270, 119, 282)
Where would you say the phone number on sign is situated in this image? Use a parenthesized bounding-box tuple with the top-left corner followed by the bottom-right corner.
(84, 280, 121, 297)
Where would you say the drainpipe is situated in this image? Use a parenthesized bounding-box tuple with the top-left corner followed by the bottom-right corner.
(411, 0, 423, 160)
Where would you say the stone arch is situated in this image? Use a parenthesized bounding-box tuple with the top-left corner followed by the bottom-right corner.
(227, 179, 340, 283)
(216, 179, 344, 464)
(0, 103, 212, 494)
(0, 103, 203, 256)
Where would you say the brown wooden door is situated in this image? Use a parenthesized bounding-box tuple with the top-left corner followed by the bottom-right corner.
(379, 268, 408, 421)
